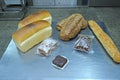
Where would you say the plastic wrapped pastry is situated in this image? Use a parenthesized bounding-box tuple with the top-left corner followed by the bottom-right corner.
(36, 38, 57, 56)
(74, 34, 94, 53)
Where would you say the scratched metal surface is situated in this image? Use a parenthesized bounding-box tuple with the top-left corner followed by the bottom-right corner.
(0, 22, 120, 80)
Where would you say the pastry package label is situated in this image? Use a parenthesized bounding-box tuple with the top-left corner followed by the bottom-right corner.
(36, 38, 57, 56)
(52, 55, 69, 69)
(74, 34, 94, 53)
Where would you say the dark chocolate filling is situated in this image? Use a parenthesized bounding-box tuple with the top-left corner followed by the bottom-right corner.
(52, 55, 67, 68)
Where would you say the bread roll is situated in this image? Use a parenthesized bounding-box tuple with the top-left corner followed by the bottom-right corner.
(18, 10, 52, 28)
(56, 14, 87, 40)
(12, 20, 52, 52)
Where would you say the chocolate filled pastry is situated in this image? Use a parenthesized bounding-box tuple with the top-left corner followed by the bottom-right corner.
(56, 14, 87, 40)
(74, 34, 94, 53)
(52, 55, 69, 69)
(36, 38, 57, 56)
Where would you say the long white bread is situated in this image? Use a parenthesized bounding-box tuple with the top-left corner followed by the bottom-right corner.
(88, 20, 120, 63)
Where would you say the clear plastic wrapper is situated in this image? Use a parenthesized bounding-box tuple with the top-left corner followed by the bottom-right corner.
(36, 38, 58, 56)
(74, 34, 94, 54)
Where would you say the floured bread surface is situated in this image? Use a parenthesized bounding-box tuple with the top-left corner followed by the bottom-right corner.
(56, 14, 87, 40)
(18, 10, 52, 28)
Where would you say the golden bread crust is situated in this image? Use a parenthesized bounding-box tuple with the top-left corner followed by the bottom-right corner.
(13, 20, 50, 43)
(88, 20, 120, 63)
(18, 10, 51, 28)
(57, 14, 87, 40)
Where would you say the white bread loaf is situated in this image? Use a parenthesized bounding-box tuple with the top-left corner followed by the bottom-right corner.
(18, 10, 52, 28)
(12, 20, 52, 52)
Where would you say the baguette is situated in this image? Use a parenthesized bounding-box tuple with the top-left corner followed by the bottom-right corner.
(88, 20, 120, 63)
(12, 20, 52, 52)
(18, 10, 52, 28)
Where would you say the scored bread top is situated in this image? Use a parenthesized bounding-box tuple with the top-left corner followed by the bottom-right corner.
(13, 20, 51, 44)
(57, 13, 87, 40)
(18, 10, 51, 28)
(88, 20, 120, 63)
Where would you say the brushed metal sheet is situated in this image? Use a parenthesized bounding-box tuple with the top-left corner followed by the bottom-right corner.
(0, 22, 120, 79)
(33, 0, 54, 6)
(55, 0, 77, 6)
(33, 0, 77, 6)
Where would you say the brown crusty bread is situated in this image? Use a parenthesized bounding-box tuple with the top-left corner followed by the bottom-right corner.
(18, 10, 52, 28)
(88, 20, 120, 63)
(12, 20, 52, 52)
(56, 14, 87, 40)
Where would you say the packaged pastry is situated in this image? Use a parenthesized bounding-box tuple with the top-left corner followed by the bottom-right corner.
(36, 38, 57, 56)
(74, 34, 94, 53)
(52, 55, 69, 69)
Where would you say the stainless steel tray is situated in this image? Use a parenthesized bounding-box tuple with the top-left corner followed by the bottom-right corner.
(0, 22, 120, 79)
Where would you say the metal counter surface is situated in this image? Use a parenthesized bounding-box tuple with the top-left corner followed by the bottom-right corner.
(0, 22, 120, 80)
